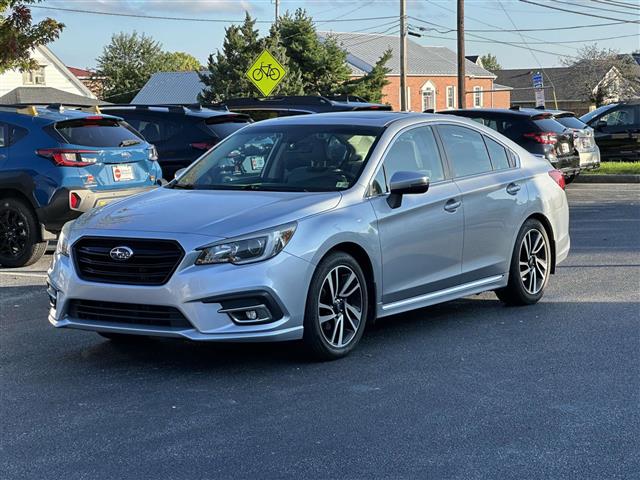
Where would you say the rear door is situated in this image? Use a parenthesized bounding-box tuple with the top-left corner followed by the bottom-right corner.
(436, 123, 528, 280)
(591, 104, 640, 161)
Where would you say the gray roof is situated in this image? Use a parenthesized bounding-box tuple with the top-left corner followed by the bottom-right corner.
(318, 32, 495, 78)
(0, 87, 103, 105)
(494, 67, 593, 103)
(132, 71, 205, 104)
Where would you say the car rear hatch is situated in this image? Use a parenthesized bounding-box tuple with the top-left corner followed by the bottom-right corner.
(44, 116, 158, 189)
(553, 113, 596, 152)
(530, 113, 578, 161)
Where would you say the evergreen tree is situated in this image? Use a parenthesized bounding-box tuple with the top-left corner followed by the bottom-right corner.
(479, 53, 501, 72)
(340, 49, 392, 103)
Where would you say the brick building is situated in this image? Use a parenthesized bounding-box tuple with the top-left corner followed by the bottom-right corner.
(319, 32, 511, 111)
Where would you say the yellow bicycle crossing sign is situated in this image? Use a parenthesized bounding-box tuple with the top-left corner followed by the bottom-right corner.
(246, 50, 287, 96)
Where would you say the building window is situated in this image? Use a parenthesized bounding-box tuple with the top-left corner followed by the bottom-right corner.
(421, 81, 436, 111)
(473, 86, 483, 107)
(23, 66, 46, 85)
(446, 86, 456, 109)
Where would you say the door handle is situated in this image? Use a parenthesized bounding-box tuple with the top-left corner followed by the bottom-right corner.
(444, 199, 461, 213)
(506, 183, 521, 195)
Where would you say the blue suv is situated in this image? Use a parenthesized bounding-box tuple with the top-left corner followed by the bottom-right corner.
(0, 105, 162, 267)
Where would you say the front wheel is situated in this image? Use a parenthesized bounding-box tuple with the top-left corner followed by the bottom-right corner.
(0, 197, 47, 268)
(495, 218, 551, 306)
(303, 252, 368, 360)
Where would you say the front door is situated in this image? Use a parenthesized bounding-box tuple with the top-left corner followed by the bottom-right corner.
(593, 104, 640, 161)
(369, 125, 464, 307)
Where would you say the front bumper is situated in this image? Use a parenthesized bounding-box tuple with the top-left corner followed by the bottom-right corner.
(38, 186, 157, 233)
(47, 233, 314, 342)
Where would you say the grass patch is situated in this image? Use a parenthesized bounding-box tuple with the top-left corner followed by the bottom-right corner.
(584, 162, 640, 175)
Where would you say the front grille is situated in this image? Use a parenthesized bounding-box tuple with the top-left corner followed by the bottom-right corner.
(73, 237, 184, 286)
(68, 300, 192, 329)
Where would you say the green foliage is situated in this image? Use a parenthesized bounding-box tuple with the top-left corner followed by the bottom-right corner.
(159, 51, 202, 72)
(341, 49, 392, 103)
(479, 53, 501, 72)
(0, 0, 64, 74)
(199, 9, 391, 103)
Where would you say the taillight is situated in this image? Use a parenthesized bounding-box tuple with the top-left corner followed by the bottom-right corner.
(548, 169, 566, 190)
(69, 192, 81, 209)
(524, 132, 558, 144)
(190, 142, 216, 151)
(36, 148, 96, 167)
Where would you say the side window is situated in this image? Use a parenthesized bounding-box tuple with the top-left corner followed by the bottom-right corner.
(483, 136, 511, 170)
(438, 124, 493, 178)
(599, 106, 636, 128)
(369, 166, 387, 196)
(383, 126, 445, 183)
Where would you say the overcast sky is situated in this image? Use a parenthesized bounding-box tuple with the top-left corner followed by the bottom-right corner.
(32, 0, 640, 70)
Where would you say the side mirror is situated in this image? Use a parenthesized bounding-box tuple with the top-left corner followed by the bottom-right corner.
(387, 171, 430, 208)
(174, 168, 187, 179)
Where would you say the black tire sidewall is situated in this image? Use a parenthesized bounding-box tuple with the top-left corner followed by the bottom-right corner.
(509, 219, 551, 304)
(303, 252, 369, 360)
(0, 198, 43, 268)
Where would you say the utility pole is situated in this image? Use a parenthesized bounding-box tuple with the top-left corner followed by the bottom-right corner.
(456, 0, 466, 109)
(400, 0, 408, 111)
(274, 0, 280, 27)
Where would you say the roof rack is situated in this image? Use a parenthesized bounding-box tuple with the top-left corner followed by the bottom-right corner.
(102, 103, 229, 113)
(324, 94, 369, 103)
(509, 105, 521, 110)
(222, 96, 334, 107)
(0, 103, 103, 116)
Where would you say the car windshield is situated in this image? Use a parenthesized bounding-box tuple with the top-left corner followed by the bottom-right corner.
(580, 104, 615, 124)
(172, 124, 382, 192)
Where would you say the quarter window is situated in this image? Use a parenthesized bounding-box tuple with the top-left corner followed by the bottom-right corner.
(483, 136, 511, 170)
(384, 126, 445, 183)
(438, 125, 493, 178)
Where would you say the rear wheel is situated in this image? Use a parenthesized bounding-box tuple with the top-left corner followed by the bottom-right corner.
(0, 197, 47, 268)
(303, 252, 368, 360)
(496, 218, 551, 306)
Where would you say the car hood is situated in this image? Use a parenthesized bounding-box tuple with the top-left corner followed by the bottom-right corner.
(73, 187, 343, 239)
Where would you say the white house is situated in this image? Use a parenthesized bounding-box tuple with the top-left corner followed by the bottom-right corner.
(0, 45, 96, 103)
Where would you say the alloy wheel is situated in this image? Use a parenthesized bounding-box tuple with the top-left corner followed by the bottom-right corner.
(519, 228, 549, 295)
(317, 265, 363, 348)
(0, 207, 28, 258)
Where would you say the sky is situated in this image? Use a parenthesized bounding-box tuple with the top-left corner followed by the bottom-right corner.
(30, 0, 640, 70)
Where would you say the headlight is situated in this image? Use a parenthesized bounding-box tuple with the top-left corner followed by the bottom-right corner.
(196, 223, 296, 265)
(55, 221, 73, 257)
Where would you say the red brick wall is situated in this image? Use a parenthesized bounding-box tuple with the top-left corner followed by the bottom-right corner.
(375, 76, 510, 111)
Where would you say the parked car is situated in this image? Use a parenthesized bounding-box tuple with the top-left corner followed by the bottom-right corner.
(48, 112, 570, 360)
(101, 104, 252, 180)
(580, 100, 640, 162)
(438, 108, 581, 181)
(222, 95, 392, 122)
(0, 104, 162, 267)
(531, 108, 600, 170)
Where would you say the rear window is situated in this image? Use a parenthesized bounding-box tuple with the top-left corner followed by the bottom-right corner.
(533, 118, 567, 134)
(554, 115, 586, 130)
(464, 116, 531, 142)
(54, 118, 143, 147)
(206, 120, 250, 139)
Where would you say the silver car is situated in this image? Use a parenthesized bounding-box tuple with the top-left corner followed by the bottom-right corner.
(48, 112, 570, 360)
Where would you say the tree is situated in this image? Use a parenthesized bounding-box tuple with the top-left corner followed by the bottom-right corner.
(278, 9, 351, 95)
(561, 44, 639, 106)
(0, 0, 64, 74)
(341, 49, 392, 103)
(199, 13, 303, 103)
(479, 53, 501, 72)
(158, 51, 201, 72)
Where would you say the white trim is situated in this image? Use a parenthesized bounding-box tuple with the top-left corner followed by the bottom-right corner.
(473, 85, 483, 107)
(37, 46, 96, 99)
(446, 85, 456, 109)
(420, 80, 436, 111)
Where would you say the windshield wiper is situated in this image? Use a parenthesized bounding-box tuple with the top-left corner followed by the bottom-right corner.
(120, 139, 141, 147)
(170, 183, 196, 190)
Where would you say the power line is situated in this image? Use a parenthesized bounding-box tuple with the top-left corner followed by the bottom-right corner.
(590, 0, 640, 10)
(30, 5, 396, 24)
(555, 0, 640, 15)
(519, 0, 640, 23)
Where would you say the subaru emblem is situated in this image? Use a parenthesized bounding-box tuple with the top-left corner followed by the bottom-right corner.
(109, 246, 133, 261)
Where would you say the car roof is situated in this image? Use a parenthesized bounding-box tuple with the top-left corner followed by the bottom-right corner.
(519, 107, 576, 117)
(222, 95, 390, 112)
(0, 105, 122, 125)
(442, 108, 540, 117)
(101, 104, 249, 120)
(243, 111, 458, 128)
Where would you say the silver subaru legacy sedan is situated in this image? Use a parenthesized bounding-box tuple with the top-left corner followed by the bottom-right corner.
(48, 112, 570, 360)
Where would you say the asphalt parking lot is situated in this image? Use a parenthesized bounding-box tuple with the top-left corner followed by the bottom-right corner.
(1, 183, 638, 480)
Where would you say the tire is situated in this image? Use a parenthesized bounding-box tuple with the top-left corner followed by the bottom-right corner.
(0, 197, 47, 268)
(495, 218, 552, 306)
(302, 252, 369, 360)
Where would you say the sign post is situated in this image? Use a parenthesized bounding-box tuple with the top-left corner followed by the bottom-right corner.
(246, 50, 287, 97)
(532, 72, 545, 108)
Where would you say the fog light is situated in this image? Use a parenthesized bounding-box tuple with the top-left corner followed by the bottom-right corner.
(219, 304, 272, 324)
(246, 310, 258, 320)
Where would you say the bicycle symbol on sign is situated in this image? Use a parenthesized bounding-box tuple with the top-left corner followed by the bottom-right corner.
(252, 62, 281, 82)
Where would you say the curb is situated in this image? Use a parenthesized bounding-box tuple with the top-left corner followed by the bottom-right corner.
(575, 174, 640, 184)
